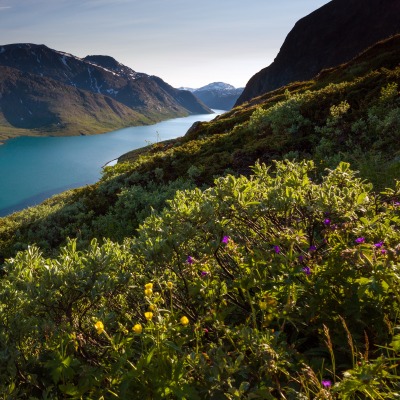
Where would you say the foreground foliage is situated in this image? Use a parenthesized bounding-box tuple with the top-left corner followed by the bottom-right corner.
(1, 161, 400, 398)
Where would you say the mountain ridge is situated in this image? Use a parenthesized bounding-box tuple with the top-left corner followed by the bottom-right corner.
(0, 43, 211, 139)
(180, 81, 244, 110)
(236, 0, 400, 105)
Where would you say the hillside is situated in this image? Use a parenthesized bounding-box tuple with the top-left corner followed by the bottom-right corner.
(1, 30, 400, 400)
(237, 0, 400, 105)
(0, 66, 153, 141)
(0, 44, 211, 139)
(0, 33, 399, 254)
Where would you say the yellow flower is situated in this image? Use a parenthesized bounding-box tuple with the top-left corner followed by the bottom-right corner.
(144, 312, 153, 321)
(132, 324, 143, 334)
(180, 316, 189, 326)
(259, 301, 267, 310)
(149, 304, 156, 311)
(166, 281, 173, 289)
(94, 321, 104, 334)
(144, 283, 153, 290)
(144, 288, 153, 297)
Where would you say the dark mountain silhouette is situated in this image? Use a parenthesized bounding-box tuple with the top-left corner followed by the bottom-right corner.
(236, 0, 400, 105)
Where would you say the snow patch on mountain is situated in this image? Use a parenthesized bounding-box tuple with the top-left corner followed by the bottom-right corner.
(197, 82, 236, 92)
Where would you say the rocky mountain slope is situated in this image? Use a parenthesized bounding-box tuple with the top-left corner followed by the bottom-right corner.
(0, 44, 211, 138)
(236, 0, 400, 105)
(0, 66, 150, 140)
(182, 82, 244, 110)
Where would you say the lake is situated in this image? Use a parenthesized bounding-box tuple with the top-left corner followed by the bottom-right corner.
(0, 111, 224, 217)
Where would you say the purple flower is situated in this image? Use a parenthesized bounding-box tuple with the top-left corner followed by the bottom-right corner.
(273, 245, 280, 254)
(355, 237, 365, 244)
(222, 235, 230, 244)
(186, 256, 194, 265)
(309, 245, 317, 252)
(298, 255, 304, 262)
(200, 271, 209, 277)
(381, 249, 388, 255)
(321, 379, 332, 388)
(302, 266, 311, 275)
(323, 219, 331, 225)
(374, 241, 383, 248)
(394, 202, 400, 206)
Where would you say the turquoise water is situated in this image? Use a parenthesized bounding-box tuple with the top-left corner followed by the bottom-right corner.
(0, 111, 224, 216)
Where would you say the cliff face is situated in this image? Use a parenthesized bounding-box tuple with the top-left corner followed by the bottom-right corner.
(236, 0, 400, 105)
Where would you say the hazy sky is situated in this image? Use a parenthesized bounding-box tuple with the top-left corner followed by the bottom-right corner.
(0, 0, 330, 88)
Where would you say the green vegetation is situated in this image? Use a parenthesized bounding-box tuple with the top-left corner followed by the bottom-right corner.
(1, 35, 400, 398)
(1, 161, 400, 398)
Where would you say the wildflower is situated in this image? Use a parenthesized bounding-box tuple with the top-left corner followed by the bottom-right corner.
(148, 304, 156, 311)
(298, 255, 304, 262)
(222, 235, 230, 244)
(187, 256, 194, 265)
(166, 281, 173, 289)
(309, 245, 317, 252)
(180, 316, 190, 326)
(144, 283, 153, 290)
(94, 321, 104, 335)
(374, 241, 383, 248)
(321, 379, 332, 388)
(200, 271, 209, 277)
(394, 202, 400, 206)
(323, 219, 331, 225)
(273, 245, 280, 254)
(381, 249, 388, 255)
(259, 301, 267, 310)
(355, 237, 365, 244)
(302, 266, 311, 275)
(132, 324, 143, 334)
(144, 288, 153, 297)
(144, 312, 153, 321)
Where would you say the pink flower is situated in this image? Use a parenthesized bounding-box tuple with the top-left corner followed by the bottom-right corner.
(321, 379, 332, 388)
(222, 236, 230, 244)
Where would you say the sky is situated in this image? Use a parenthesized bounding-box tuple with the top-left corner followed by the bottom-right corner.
(0, 0, 331, 89)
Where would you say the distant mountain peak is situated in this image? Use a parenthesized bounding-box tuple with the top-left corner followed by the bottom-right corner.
(197, 82, 236, 92)
(179, 82, 244, 110)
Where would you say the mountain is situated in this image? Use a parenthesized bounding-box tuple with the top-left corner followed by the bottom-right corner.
(0, 44, 211, 138)
(236, 0, 400, 105)
(181, 82, 244, 110)
(0, 66, 151, 140)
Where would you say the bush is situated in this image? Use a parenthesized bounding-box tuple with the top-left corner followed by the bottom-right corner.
(1, 161, 400, 398)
